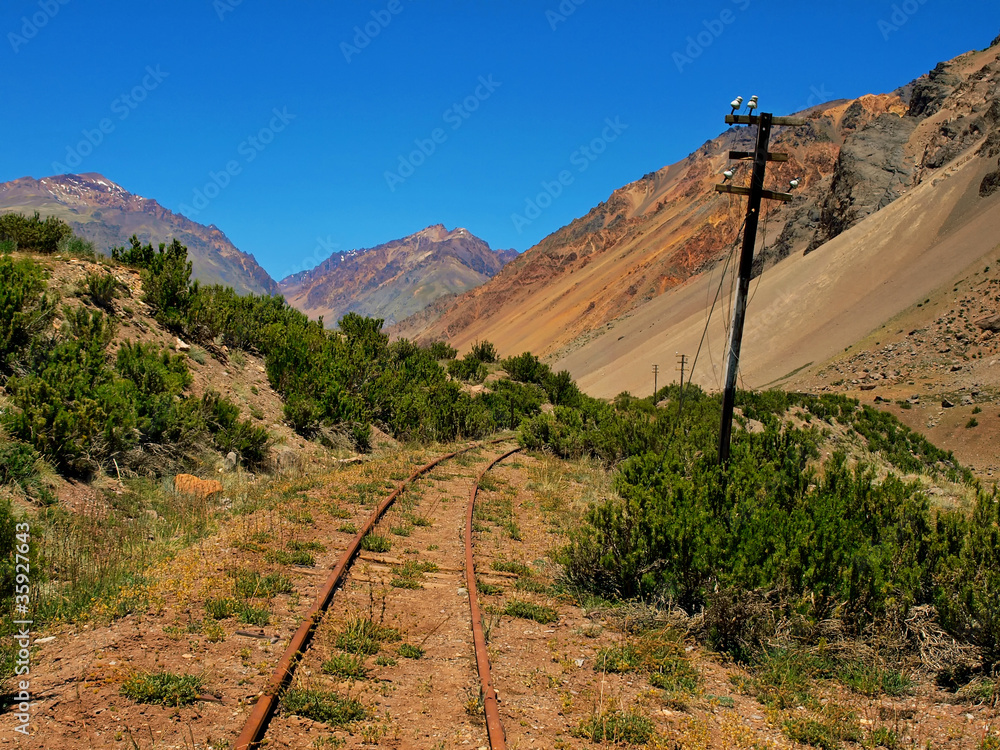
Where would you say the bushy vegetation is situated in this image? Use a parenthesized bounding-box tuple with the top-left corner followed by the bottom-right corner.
(120, 671, 204, 706)
(3, 305, 268, 477)
(281, 687, 366, 726)
(6, 221, 546, 465)
(425, 340, 457, 360)
(112, 236, 196, 331)
(0, 211, 72, 254)
(502, 350, 582, 406)
(0, 254, 55, 374)
(524, 384, 998, 675)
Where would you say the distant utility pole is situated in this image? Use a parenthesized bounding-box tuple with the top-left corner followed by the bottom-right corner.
(652, 364, 659, 401)
(676, 353, 688, 391)
(714, 109, 805, 465)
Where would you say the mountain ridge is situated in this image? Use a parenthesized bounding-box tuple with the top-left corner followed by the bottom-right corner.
(279, 224, 517, 327)
(0, 173, 280, 296)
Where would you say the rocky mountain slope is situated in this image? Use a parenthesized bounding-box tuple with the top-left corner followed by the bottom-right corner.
(0, 173, 280, 296)
(391, 35, 1000, 376)
(554, 38, 1000, 394)
(279, 224, 516, 327)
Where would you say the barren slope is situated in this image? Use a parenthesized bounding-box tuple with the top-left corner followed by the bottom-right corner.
(558, 148, 999, 389)
(392, 38, 1000, 375)
(554, 42, 1000, 401)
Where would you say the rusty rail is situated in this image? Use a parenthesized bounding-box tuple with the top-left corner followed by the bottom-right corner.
(465, 446, 522, 750)
(234, 437, 511, 750)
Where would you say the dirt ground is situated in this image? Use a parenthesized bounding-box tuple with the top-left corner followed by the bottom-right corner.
(5, 441, 998, 750)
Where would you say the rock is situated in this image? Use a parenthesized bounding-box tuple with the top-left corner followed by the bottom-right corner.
(976, 313, 1000, 333)
(175, 337, 190, 352)
(270, 446, 301, 473)
(860, 384, 877, 391)
(223, 451, 238, 472)
(981, 168, 1000, 197)
(174, 474, 224, 499)
(951, 364, 963, 372)
(962, 395, 975, 406)
(369, 425, 400, 451)
(942, 398, 955, 408)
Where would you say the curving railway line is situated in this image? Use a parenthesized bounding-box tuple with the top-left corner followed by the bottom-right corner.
(235, 438, 522, 750)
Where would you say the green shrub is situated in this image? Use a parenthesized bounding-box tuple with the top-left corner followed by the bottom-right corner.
(501, 352, 551, 384)
(120, 671, 203, 706)
(503, 600, 557, 624)
(360, 533, 391, 553)
(398, 643, 424, 659)
(491, 560, 532, 577)
(83, 271, 119, 311)
(426, 340, 457, 360)
(477, 579, 503, 595)
(112, 236, 194, 331)
(0, 211, 72, 254)
(237, 604, 270, 626)
(266, 549, 315, 566)
(782, 716, 841, 750)
(321, 653, 368, 679)
(469, 340, 498, 363)
(4, 303, 268, 477)
(204, 597, 238, 620)
(336, 618, 400, 655)
(281, 688, 366, 726)
(0, 255, 55, 373)
(0, 440, 52, 503)
(448, 356, 487, 384)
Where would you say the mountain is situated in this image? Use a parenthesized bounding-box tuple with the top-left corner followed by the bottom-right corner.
(279, 224, 517, 327)
(0, 173, 279, 296)
(391, 35, 1000, 398)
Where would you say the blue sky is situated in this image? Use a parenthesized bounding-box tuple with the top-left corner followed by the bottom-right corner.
(3, 1, 998, 280)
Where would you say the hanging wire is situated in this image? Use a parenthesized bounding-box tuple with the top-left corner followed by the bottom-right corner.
(672, 214, 748, 439)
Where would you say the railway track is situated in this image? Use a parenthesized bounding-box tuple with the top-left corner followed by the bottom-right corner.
(235, 438, 521, 750)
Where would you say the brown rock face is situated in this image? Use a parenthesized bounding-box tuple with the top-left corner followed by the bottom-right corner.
(0, 173, 279, 296)
(392, 43, 1000, 362)
(174, 474, 224, 499)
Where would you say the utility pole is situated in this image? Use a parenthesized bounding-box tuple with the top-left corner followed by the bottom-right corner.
(676, 353, 688, 391)
(652, 364, 659, 401)
(714, 109, 805, 465)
